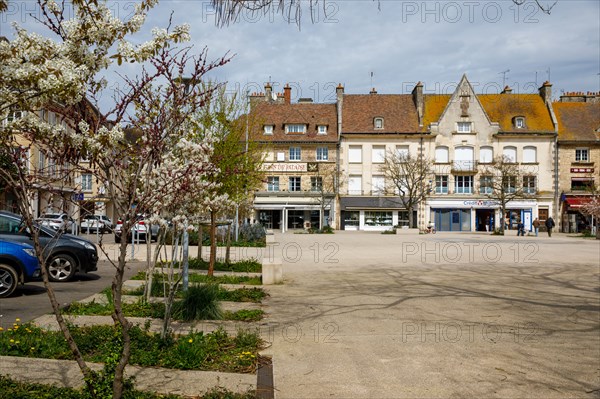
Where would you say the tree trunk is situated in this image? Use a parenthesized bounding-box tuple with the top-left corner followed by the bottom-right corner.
(209, 210, 216, 276)
(225, 222, 232, 264)
(23, 211, 95, 388)
(198, 224, 203, 259)
(111, 252, 133, 399)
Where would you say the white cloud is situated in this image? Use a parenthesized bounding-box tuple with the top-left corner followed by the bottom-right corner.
(2, 0, 598, 108)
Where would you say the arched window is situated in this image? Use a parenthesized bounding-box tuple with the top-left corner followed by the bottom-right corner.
(435, 146, 449, 163)
(454, 146, 474, 171)
(374, 117, 384, 129)
(479, 146, 493, 163)
(523, 146, 537, 163)
(503, 146, 517, 163)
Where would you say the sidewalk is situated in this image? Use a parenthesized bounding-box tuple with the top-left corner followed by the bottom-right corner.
(264, 231, 600, 398)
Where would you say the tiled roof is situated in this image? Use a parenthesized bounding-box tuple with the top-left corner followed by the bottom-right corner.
(554, 102, 600, 142)
(422, 95, 450, 131)
(479, 94, 555, 133)
(249, 102, 337, 142)
(342, 94, 419, 134)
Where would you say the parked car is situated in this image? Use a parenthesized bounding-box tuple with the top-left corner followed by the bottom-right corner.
(114, 214, 159, 244)
(36, 212, 77, 234)
(0, 240, 41, 297)
(0, 211, 98, 282)
(81, 214, 113, 233)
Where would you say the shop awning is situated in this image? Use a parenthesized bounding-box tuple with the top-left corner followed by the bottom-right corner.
(564, 196, 594, 209)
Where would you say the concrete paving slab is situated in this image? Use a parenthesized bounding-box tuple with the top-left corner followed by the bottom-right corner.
(0, 355, 255, 396)
(264, 231, 600, 398)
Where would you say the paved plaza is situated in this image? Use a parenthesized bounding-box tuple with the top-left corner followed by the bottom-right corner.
(262, 231, 600, 398)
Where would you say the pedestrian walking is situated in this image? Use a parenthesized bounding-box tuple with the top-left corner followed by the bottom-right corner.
(532, 218, 540, 237)
(517, 220, 525, 236)
(545, 217, 555, 237)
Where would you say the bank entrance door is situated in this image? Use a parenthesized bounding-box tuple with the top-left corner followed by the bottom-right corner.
(475, 209, 494, 232)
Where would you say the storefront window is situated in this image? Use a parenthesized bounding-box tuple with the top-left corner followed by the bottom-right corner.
(431, 209, 471, 231)
(344, 211, 359, 227)
(365, 211, 393, 227)
(397, 211, 409, 227)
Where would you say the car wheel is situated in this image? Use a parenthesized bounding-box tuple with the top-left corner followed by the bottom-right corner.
(0, 263, 18, 298)
(47, 254, 77, 282)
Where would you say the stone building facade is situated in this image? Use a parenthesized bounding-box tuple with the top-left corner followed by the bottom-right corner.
(554, 92, 600, 233)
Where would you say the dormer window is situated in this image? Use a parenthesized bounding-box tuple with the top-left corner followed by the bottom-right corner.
(263, 125, 274, 135)
(374, 118, 384, 129)
(286, 124, 306, 134)
(317, 125, 327, 135)
(457, 122, 472, 133)
(514, 117, 525, 129)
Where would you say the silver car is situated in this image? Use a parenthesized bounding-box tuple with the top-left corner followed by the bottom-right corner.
(36, 213, 77, 234)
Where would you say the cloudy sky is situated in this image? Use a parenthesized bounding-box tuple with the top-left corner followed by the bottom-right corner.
(2, 0, 599, 106)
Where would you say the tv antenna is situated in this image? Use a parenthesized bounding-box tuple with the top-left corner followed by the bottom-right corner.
(499, 69, 510, 88)
(370, 71, 374, 87)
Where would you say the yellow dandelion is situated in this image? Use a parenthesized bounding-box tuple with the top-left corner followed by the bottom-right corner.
(9, 339, 14, 343)
(15, 341, 20, 344)
(188, 339, 193, 343)
(30, 347, 35, 350)
(15, 318, 20, 322)
(0, 327, 4, 331)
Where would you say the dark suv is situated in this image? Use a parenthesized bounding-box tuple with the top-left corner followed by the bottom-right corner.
(0, 211, 98, 282)
(0, 240, 41, 297)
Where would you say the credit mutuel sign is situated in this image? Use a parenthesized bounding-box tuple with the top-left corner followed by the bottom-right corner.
(262, 163, 308, 172)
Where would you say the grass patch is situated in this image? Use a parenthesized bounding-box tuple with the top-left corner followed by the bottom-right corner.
(223, 309, 264, 322)
(131, 272, 262, 286)
(187, 258, 262, 273)
(64, 299, 264, 322)
(172, 285, 222, 321)
(218, 288, 267, 303)
(126, 284, 267, 303)
(0, 322, 263, 373)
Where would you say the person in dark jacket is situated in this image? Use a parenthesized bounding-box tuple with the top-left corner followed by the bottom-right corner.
(545, 217, 555, 237)
(516, 220, 525, 236)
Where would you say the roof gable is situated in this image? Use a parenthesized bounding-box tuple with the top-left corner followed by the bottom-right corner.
(436, 74, 494, 128)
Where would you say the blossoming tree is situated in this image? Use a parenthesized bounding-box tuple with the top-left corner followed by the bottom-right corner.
(0, 0, 229, 397)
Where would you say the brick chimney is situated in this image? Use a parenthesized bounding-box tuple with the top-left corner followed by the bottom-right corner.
(501, 85, 513, 94)
(412, 81, 424, 126)
(539, 81, 552, 104)
(284, 84, 291, 104)
(370, 88, 378, 95)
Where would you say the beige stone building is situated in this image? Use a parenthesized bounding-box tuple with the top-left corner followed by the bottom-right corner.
(1, 105, 113, 222)
(337, 85, 425, 230)
(422, 75, 557, 232)
(249, 84, 338, 231)
(554, 92, 600, 233)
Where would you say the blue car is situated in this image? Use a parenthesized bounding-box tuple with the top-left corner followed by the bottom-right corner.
(0, 240, 41, 297)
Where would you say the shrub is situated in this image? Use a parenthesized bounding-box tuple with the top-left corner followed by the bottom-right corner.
(239, 223, 266, 242)
(381, 228, 396, 234)
(172, 284, 223, 321)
